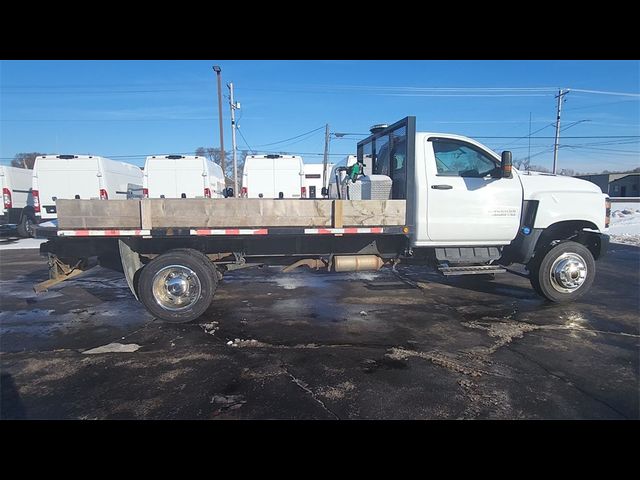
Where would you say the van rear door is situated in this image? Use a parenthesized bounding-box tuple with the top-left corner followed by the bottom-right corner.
(246, 158, 276, 198)
(36, 157, 101, 217)
(274, 158, 303, 198)
(146, 157, 206, 198)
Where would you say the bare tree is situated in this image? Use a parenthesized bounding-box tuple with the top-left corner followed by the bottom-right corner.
(194, 147, 249, 187)
(11, 152, 44, 169)
(528, 164, 551, 173)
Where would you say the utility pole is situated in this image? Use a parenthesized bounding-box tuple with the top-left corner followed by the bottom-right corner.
(322, 124, 330, 196)
(213, 66, 225, 177)
(552, 89, 568, 174)
(228, 82, 239, 196)
(527, 112, 532, 168)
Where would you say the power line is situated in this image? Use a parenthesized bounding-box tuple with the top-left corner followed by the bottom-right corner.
(564, 98, 640, 111)
(568, 88, 640, 98)
(475, 135, 640, 139)
(497, 123, 556, 149)
(236, 126, 255, 153)
(251, 126, 325, 147)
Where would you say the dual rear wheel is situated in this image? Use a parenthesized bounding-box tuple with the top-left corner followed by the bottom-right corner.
(138, 249, 218, 323)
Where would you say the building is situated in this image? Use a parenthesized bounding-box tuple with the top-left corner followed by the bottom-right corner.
(575, 172, 640, 197)
(609, 173, 640, 197)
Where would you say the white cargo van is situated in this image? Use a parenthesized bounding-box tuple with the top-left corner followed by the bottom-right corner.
(241, 154, 305, 199)
(30, 154, 143, 223)
(1, 165, 34, 225)
(143, 155, 226, 199)
(303, 162, 334, 199)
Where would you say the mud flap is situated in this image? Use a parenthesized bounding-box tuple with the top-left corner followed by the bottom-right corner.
(119, 239, 143, 301)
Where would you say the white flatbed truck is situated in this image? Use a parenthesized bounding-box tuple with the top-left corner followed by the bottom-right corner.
(35, 117, 610, 323)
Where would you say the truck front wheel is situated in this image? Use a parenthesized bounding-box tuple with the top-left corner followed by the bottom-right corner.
(138, 249, 218, 323)
(529, 241, 595, 303)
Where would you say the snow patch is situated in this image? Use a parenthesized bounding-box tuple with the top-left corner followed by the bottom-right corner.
(82, 342, 141, 354)
(0, 238, 46, 250)
(609, 202, 640, 245)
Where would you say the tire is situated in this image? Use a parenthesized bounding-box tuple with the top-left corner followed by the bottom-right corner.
(529, 241, 595, 303)
(138, 249, 218, 323)
(16, 211, 37, 238)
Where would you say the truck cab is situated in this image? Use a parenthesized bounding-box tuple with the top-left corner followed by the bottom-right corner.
(356, 117, 609, 302)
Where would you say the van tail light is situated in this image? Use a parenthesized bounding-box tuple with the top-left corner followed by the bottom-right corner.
(2, 188, 12, 209)
(142, 188, 149, 198)
(241, 187, 248, 198)
(301, 186, 307, 198)
(605, 197, 611, 228)
(32, 190, 40, 213)
(100, 189, 108, 200)
(204, 187, 212, 198)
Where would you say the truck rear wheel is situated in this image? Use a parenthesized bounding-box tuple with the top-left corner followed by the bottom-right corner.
(529, 241, 595, 303)
(17, 210, 37, 238)
(138, 249, 218, 323)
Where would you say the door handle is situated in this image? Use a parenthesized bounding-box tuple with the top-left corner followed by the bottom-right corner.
(431, 184, 453, 190)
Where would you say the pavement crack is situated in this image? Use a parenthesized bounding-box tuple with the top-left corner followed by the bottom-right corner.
(506, 345, 630, 419)
(280, 363, 340, 420)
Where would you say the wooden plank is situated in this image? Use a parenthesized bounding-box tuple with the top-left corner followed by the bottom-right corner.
(333, 200, 343, 228)
(57, 198, 406, 229)
(149, 199, 334, 228)
(140, 199, 152, 230)
(342, 200, 406, 226)
(57, 199, 142, 229)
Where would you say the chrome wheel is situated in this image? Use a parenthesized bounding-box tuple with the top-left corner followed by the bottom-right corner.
(151, 265, 202, 311)
(549, 252, 587, 293)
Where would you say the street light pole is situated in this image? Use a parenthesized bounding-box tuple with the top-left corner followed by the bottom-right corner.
(213, 66, 225, 177)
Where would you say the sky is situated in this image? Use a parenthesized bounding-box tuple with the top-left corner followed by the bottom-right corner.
(1, 60, 638, 174)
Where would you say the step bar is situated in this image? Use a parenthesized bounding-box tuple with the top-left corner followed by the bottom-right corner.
(438, 265, 507, 276)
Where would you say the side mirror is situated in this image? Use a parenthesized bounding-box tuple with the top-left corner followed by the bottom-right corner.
(224, 187, 234, 198)
(321, 187, 328, 197)
(501, 151, 513, 179)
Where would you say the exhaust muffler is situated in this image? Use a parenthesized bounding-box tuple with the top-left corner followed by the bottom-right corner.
(333, 255, 384, 272)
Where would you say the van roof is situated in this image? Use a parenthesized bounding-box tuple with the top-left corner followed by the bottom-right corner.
(145, 155, 205, 161)
(247, 154, 302, 160)
(38, 154, 107, 160)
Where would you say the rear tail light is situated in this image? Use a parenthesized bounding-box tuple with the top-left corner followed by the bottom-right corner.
(301, 186, 307, 198)
(142, 188, 149, 198)
(605, 198, 611, 228)
(32, 190, 40, 213)
(241, 187, 248, 198)
(204, 187, 212, 198)
(2, 188, 12, 209)
(99, 189, 108, 200)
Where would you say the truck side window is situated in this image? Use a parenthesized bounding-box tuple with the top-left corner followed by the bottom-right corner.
(374, 135, 391, 177)
(432, 140, 497, 178)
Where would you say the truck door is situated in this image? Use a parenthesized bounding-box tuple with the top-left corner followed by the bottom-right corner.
(424, 137, 522, 243)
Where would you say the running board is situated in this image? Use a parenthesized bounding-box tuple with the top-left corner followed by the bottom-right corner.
(438, 265, 507, 276)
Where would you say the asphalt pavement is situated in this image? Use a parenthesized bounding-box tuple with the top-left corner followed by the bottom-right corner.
(1, 243, 638, 419)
